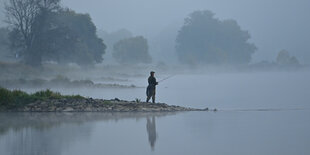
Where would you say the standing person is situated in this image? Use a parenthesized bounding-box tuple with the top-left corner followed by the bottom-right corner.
(146, 71, 158, 103)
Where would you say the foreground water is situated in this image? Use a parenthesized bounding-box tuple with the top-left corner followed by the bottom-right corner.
(1, 71, 310, 155)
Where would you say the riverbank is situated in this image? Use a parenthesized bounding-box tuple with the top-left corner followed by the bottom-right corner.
(0, 87, 208, 112)
(7, 99, 205, 112)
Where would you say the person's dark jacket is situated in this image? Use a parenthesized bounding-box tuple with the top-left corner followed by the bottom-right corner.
(148, 76, 158, 89)
(146, 76, 158, 97)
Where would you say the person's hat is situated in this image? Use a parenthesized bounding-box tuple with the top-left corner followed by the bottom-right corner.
(150, 71, 155, 74)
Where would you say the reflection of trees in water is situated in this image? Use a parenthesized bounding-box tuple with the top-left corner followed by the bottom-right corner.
(0, 112, 177, 155)
(147, 116, 157, 151)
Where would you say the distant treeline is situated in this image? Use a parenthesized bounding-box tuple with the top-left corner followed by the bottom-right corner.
(2, 0, 105, 66)
(0, 1, 301, 67)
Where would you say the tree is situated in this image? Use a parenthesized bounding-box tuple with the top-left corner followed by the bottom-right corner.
(42, 9, 106, 66)
(98, 29, 133, 48)
(5, 0, 60, 66)
(113, 36, 152, 64)
(176, 10, 257, 65)
(5, 1, 106, 67)
(97, 29, 132, 63)
(276, 50, 300, 66)
(0, 27, 15, 61)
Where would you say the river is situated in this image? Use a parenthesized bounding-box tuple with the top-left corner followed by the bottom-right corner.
(1, 71, 310, 155)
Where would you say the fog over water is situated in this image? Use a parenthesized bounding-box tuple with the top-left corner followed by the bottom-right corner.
(22, 70, 310, 110)
(0, 0, 310, 154)
(1, 70, 310, 155)
(1, 71, 308, 155)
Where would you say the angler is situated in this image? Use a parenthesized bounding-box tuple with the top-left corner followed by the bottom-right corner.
(146, 71, 158, 103)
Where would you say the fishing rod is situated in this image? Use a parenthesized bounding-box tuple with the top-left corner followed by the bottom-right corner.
(158, 74, 176, 83)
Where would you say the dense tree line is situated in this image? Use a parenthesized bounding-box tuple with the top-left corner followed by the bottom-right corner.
(4, 0, 106, 67)
(3, 3, 290, 67)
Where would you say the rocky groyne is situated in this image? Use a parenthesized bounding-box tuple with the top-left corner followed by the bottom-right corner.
(5, 98, 208, 112)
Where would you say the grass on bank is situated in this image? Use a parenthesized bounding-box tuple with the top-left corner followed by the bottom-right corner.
(0, 87, 84, 109)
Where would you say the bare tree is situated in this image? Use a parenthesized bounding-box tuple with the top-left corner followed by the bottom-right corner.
(4, 0, 60, 66)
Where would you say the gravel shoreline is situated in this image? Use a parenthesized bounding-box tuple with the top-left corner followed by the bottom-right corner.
(3, 98, 209, 112)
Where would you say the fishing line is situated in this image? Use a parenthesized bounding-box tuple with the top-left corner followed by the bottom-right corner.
(158, 74, 177, 83)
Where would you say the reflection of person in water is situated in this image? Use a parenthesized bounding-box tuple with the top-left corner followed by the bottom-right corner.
(146, 116, 157, 151)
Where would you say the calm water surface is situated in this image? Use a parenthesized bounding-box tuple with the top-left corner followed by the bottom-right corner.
(1, 71, 310, 155)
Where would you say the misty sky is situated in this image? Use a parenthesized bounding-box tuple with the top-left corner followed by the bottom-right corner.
(1, 0, 310, 63)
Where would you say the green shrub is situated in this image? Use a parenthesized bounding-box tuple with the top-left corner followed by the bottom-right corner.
(103, 100, 111, 104)
(0, 87, 14, 107)
(135, 98, 141, 103)
(0, 87, 85, 109)
(11, 90, 33, 106)
(0, 88, 33, 108)
(32, 89, 62, 99)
